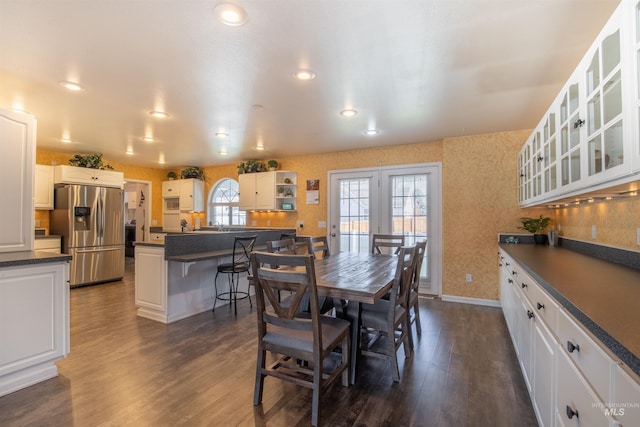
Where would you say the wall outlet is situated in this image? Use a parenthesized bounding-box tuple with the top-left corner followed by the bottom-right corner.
(297, 221, 304, 228)
(466, 273, 472, 283)
(251, 220, 257, 227)
(152, 219, 157, 226)
(266, 220, 271, 226)
(591, 225, 596, 239)
(637, 227, 640, 246)
(34, 220, 41, 227)
(318, 221, 327, 228)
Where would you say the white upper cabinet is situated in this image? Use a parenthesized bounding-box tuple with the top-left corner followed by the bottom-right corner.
(54, 165, 124, 189)
(239, 171, 297, 211)
(34, 164, 54, 210)
(161, 179, 203, 212)
(519, 1, 640, 206)
(0, 109, 35, 252)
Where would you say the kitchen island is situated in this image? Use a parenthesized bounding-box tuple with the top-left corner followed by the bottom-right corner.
(0, 251, 71, 397)
(134, 228, 294, 323)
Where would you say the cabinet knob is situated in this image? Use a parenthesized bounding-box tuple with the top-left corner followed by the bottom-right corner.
(508, 278, 513, 284)
(537, 156, 544, 162)
(536, 302, 545, 310)
(505, 262, 510, 266)
(573, 118, 585, 129)
(566, 340, 580, 353)
(511, 270, 517, 276)
(527, 310, 534, 319)
(566, 405, 579, 420)
(521, 282, 528, 289)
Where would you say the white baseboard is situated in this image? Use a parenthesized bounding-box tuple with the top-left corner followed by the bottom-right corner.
(441, 294, 501, 308)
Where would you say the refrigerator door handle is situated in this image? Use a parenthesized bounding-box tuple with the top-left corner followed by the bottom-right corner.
(97, 190, 104, 239)
(75, 247, 122, 254)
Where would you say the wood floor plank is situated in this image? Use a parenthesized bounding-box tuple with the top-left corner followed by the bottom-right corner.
(0, 260, 537, 426)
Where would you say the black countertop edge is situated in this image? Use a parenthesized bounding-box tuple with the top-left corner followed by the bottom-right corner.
(0, 251, 72, 268)
(499, 243, 640, 377)
(35, 234, 62, 240)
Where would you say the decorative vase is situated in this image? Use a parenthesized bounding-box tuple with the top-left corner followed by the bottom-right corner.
(533, 234, 548, 245)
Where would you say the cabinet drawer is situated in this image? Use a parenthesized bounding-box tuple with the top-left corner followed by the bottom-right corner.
(612, 365, 640, 426)
(558, 309, 613, 402)
(528, 281, 559, 335)
(556, 349, 615, 427)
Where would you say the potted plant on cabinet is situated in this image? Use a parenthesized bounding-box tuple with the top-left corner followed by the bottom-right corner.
(277, 186, 285, 197)
(518, 214, 552, 245)
(167, 171, 177, 180)
(180, 167, 205, 181)
(68, 153, 113, 170)
(267, 159, 278, 171)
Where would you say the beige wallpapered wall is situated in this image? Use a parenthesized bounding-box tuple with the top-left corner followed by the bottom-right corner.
(36, 128, 640, 300)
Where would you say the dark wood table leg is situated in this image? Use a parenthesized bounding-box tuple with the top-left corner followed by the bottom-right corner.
(349, 302, 362, 384)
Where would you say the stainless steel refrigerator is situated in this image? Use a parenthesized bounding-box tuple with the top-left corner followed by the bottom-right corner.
(51, 184, 125, 287)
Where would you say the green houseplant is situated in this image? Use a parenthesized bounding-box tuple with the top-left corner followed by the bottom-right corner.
(68, 153, 113, 170)
(238, 160, 266, 174)
(180, 167, 205, 181)
(167, 171, 177, 180)
(519, 214, 552, 244)
(267, 159, 278, 171)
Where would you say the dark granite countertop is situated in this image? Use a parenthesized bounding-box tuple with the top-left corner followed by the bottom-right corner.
(34, 235, 61, 240)
(499, 243, 640, 377)
(0, 250, 72, 268)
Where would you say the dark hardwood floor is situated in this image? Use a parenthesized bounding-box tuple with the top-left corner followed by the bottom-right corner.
(0, 258, 538, 426)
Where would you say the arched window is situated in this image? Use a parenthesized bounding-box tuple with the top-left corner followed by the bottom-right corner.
(207, 178, 246, 227)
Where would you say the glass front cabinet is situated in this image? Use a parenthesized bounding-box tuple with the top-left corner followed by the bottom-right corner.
(519, 0, 640, 207)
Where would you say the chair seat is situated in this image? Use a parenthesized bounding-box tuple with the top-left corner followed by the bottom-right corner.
(217, 261, 249, 273)
(263, 316, 350, 354)
(347, 300, 406, 331)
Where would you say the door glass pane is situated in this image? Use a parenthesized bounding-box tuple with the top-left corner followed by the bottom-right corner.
(588, 134, 603, 176)
(339, 178, 370, 253)
(602, 30, 620, 78)
(603, 70, 622, 124)
(586, 48, 600, 95)
(549, 112, 556, 136)
(570, 149, 581, 183)
(587, 93, 601, 136)
(604, 119, 624, 169)
(561, 156, 569, 186)
(550, 165, 557, 191)
(390, 174, 428, 278)
(561, 126, 568, 155)
(569, 113, 581, 149)
(549, 137, 556, 163)
(560, 94, 568, 123)
(569, 83, 580, 114)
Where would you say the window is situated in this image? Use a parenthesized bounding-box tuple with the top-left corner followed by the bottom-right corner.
(207, 178, 246, 226)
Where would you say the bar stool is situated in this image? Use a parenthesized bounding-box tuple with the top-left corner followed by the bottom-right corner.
(213, 235, 257, 314)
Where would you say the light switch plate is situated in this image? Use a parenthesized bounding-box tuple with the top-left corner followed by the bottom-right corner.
(591, 225, 596, 239)
(637, 227, 640, 246)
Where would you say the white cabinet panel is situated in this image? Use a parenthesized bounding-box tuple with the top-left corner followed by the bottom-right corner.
(34, 165, 54, 210)
(0, 109, 35, 253)
(239, 171, 297, 211)
(54, 165, 124, 189)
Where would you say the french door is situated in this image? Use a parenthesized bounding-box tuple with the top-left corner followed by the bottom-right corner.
(328, 163, 441, 295)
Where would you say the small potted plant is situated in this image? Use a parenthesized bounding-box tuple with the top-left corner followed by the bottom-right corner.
(267, 159, 278, 171)
(68, 153, 113, 170)
(277, 186, 285, 196)
(167, 171, 177, 180)
(518, 214, 552, 245)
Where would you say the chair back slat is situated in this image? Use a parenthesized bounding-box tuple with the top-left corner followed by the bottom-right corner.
(371, 234, 405, 255)
(411, 240, 428, 292)
(233, 235, 257, 266)
(387, 245, 417, 313)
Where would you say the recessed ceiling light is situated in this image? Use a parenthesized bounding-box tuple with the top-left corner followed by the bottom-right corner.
(294, 70, 316, 80)
(59, 81, 85, 91)
(340, 109, 358, 118)
(364, 129, 379, 136)
(219, 149, 228, 156)
(126, 149, 134, 155)
(215, 3, 248, 26)
(141, 136, 155, 142)
(149, 110, 169, 118)
(215, 132, 229, 138)
(256, 145, 265, 151)
(60, 137, 72, 143)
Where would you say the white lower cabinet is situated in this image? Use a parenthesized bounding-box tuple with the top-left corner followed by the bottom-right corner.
(499, 249, 640, 427)
(0, 261, 69, 397)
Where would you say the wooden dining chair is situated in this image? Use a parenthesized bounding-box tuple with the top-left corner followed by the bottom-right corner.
(371, 233, 405, 255)
(266, 238, 311, 256)
(309, 236, 330, 259)
(213, 234, 257, 314)
(407, 240, 427, 347)
(348, 245, 416, 382)
(250, 251, 350, 427)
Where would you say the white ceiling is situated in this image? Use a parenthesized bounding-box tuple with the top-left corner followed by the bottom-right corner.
(0, 0, 620, 168)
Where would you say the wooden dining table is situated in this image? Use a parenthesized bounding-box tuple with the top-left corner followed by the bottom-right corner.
(311, 251, 398, 383)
